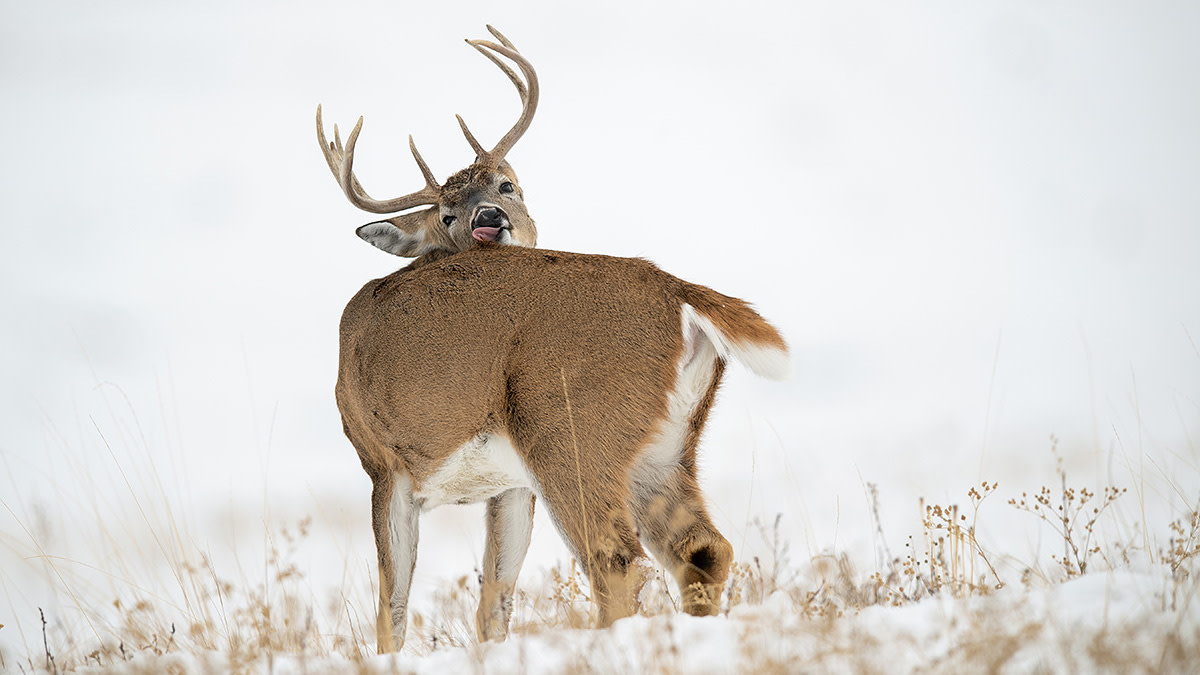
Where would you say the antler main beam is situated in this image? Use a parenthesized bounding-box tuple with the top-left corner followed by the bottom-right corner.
(458, 26, 541, 169)
(316, 105, 441, 214)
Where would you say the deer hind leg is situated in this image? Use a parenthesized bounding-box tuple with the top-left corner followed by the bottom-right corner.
(371, 471, 419, 653)
(521, 445, 649, 627)
(631, 343, 731, 616)
(630, 464, 732, 616)
(476, 487, 535, 642)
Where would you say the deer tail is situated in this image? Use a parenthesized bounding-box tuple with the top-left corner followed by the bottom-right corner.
(676, 282, 790, 381)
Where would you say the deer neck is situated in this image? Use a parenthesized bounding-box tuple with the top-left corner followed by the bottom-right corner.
(405, 249, 459, 272)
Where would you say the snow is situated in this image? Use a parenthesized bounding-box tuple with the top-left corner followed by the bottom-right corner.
(37, 566, 1197, 674)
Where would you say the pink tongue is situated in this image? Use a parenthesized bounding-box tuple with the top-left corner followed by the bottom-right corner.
(472, 227, 501, 242)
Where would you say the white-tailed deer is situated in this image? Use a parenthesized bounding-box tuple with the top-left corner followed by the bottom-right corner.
(317, 26, 539, 264)
(337, 246, 789, 652)
(321, 28, 790, 654)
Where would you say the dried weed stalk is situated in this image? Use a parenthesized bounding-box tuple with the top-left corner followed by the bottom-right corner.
(1010, 436, 1126, 577)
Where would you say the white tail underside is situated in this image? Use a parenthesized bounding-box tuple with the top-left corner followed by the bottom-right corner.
(680, 303, 791, 381)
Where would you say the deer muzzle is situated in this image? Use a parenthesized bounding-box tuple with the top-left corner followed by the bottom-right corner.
(471, 206, 509, 242)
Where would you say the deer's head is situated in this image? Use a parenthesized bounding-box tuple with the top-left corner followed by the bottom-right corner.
(317, 27, 538, 260)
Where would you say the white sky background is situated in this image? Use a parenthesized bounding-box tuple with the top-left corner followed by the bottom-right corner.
(1, 0, 1198, 658)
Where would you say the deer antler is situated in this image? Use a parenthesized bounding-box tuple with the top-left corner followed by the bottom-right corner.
(457, 26, 540, 169)
(315, 26, 538, 213)
(316, 105, 441, 214)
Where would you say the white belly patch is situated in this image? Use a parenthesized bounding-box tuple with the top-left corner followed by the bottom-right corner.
(415, 433, 531, 510)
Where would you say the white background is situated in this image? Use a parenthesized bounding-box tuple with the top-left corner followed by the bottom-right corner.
(2, 0, 1197, 658)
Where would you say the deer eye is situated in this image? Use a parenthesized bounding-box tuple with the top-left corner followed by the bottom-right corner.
(442, 215, 456, 227)
(499, 182, 515, 194)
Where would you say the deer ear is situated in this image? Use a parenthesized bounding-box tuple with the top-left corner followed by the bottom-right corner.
(356, 209, 439, 257)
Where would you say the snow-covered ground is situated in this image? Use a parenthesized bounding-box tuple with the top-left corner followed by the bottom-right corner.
(20, 565, 1200, 674)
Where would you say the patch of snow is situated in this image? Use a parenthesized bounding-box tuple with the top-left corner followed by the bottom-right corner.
(49, 565, 1198, 675)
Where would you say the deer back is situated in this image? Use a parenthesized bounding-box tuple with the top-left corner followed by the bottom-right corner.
(336, 246, 700, 482)
(337, 245, 788, 495)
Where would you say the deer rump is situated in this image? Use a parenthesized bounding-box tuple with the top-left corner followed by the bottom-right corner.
(336, 244, 787, 640)
(337, 245, 786, 492)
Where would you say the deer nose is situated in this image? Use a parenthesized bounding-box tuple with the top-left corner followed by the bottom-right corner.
(472, 207, 506, 230)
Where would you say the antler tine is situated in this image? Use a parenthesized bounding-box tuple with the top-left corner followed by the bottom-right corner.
(469, 41, 527, 102)
(408, 135, 439, 189)
(471, 25, 526, 102)
(316, 106, 441, 214)
(337, 117, 373, 208)
(463, 38, 540, 168)
(486, 24, 518, 51)
(455, 114, 488, 159)
(317, 105, 370, 200)
(316, 104, 336, 173)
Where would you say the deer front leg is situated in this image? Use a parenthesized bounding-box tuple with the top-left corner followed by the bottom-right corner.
(372, 472, 420, 653)
(476, 487, 536, 642)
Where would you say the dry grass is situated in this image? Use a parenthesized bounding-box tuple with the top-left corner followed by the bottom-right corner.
(328, 484, 1197, 673)
(2, 516, 375, 674)
(4, 440, 1199, 673)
